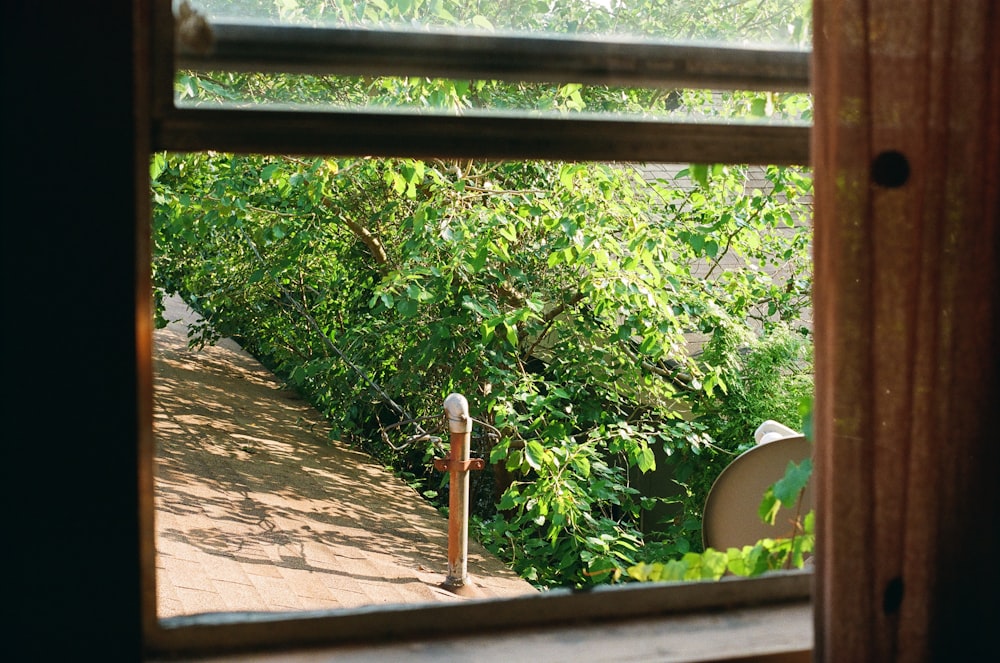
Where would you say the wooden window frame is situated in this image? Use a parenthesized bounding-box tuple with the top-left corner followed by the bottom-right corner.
(128, 0, 996, 660)
(155, 5, 812, 164)
(140, 1, 818, 658)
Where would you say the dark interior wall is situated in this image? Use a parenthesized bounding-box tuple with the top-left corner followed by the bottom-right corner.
(5, 3, 143, 660)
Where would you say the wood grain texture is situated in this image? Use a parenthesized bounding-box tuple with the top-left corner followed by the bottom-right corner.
(812, 1, 1000, 661)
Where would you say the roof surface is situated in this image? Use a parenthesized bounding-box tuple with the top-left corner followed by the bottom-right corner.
(153, 295, 536, 618)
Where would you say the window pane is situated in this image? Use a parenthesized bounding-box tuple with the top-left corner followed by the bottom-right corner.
(152, 152, 813, 621)
(175, 71, 813, 124)
(173, 3, 811, 124)
(184, 0, 811, 47)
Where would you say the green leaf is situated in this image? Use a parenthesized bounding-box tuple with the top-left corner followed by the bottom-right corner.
(636, 446, 656, 473)
(150, 153, 166, 181)
(773, 458, 813, 504)
(626, 562, 656, 582)
(690, 163, 709, 188)
(490, 439, 510, 464)
(638, 334, 658, 355)
(701, 549, 728, 579)
(480, 320, 495, 344)
(524, 440, 546, 470)
(505, 323, 518, 346)
(396, 298, 418, 317)
(758, 486, 781, 525)
(498, 490, 519, 511)
(261, 163, 280, 181)
(497, 224, 518, 243)
(687, 233, 704, 253)
(799, 396, 814, 442)
(559, 167, 576, 189)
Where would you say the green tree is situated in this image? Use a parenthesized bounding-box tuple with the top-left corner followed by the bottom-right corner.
(154, 0, 814, 588)
(152, 150, 813, 586)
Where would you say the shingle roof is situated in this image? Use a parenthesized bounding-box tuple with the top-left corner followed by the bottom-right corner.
(153, 295, 536, 618)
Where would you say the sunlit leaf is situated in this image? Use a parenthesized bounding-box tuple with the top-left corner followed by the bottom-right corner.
(636, 446, 656, 473)
(524, 441, 546, 470)
(690, 163, 709, 188)
(759, 486, 781, 525)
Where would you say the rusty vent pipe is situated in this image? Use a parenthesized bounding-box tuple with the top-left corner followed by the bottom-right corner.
(434, 393, 485, 595)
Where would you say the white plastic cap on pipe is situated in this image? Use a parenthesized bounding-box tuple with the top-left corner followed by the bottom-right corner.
(754, 419, 799, 445)
(444, 393, 471, 433)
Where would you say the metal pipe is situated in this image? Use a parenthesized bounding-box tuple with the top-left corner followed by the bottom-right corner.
(444, 393, 471, 591)
(434, 393, 485, 595)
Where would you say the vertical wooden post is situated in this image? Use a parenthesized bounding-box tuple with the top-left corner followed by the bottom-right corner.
(812, 1, 999, 661)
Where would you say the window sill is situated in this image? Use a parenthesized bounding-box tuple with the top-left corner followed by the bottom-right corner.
(306, 601, 813, 663)
(149, 596, 811, 662)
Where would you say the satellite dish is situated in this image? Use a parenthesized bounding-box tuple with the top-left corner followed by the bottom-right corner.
(702, 434, 813, 551)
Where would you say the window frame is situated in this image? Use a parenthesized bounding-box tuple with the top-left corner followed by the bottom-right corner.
(141, 0, 817, 657)
(153, 2, 812, 164)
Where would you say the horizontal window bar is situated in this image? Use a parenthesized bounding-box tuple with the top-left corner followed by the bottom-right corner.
(154, 107, 810, 165)
(148, 569, 811, 655)
(177, 22, 811, 93)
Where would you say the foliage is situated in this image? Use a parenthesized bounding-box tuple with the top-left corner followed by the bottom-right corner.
(192, 0, 811, 45)
(628, 397, 815, 584)
(626, 508, 813, 582)
(673, 323, 813, 530)
(153, 0, 815, 589)
(151, 150, 813, 588)
(182, 1, 812, 120)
